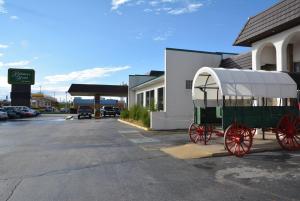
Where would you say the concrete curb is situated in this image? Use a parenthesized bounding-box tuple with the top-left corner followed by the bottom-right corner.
(118, 119, 150, 131)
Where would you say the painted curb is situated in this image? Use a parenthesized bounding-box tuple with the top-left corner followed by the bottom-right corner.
(118, 119, 150, 131)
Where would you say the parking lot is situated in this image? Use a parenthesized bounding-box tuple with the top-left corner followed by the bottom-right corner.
(0, 115, 299, 201)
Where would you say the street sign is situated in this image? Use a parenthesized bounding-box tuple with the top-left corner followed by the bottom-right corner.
(8, 68, 35, 85)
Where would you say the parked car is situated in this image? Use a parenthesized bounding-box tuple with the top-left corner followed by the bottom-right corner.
(2, 107, 22, 119)
(77, 106, 93, 119)
(0, 109, 8, 120)
(101, 106, 116, 117)
(113, 107, 121, 116)
(20, 109, 36, 117)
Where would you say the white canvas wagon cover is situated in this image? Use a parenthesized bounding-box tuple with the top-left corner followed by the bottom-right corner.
(192, 67, 297, 101)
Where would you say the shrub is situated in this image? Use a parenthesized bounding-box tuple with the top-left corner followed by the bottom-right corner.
(120, 109, 129, 119)
(123, 105, 150, 128)
(149, 100, 157, 112)
(129, 105, 142, 120)
(140, 107, 150, 127)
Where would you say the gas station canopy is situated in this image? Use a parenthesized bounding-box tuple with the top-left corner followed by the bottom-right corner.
(68, 84, 128, 97)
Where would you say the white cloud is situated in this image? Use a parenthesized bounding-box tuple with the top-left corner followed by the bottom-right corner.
(136, 0, 145, 5)
(32, 85, 69, 93)
(113, 0, 204, 15)
(0, 0, 7, 14)
(153, 36, 167, 41)
(0, 53, 3, 57)
(45, 66, 131, 83)
(0, 76, 9, 88)
(10, 15, 19, 20)
(153, 29, 173, 41)
(168, 3, 203, 15)
(0, 44, 8, 49)
(0, 60, 31, 67)
(112, 0, 131, 10)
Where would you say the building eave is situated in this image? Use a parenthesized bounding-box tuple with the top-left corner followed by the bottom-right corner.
(131, 76, 165, 91)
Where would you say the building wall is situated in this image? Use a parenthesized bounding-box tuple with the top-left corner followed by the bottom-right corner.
(252, 24, 300, 71)
(128, 75, 157, 107)
(151, 49, 223, 130)
(135, 81, 164, 108)
(260, 46, 276, 66)
(294, 42, 300, 62)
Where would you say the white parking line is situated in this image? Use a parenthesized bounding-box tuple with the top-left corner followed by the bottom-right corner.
(118, 130, 140, 134)
(129, 138, 160, 144)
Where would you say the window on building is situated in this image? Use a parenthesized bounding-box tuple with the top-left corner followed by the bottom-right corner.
(145, 90, 155, 108)
(294, 62, 300, 73)
(186, 80, 193, 89)
(146, 91, 150, 107)
(136, 93, 144, 106)
(157, 87, 164, 111)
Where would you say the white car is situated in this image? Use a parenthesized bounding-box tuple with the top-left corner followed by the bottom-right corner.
(0, 109, 8, 120)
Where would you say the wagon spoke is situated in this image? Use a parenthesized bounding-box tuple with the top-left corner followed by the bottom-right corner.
(240, 143, 246, 153)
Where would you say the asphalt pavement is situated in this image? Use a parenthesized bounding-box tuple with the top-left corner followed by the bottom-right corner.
(0, 115, 299, 201)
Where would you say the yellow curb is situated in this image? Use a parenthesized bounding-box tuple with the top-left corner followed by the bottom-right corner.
(161, 144, 216, 159)
(118, 119, 150, 131)
(161, 143, 283, 159)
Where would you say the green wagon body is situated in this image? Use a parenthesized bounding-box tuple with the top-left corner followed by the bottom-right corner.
(194, 106, 299, 130)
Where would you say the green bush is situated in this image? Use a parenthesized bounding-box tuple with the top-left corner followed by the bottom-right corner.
(149, 100, 157, 112)
(140, 107, 150, 127)
(123, 105, 150, 128)
(129, 105, 142, 120)
(120, 109, 129, 119)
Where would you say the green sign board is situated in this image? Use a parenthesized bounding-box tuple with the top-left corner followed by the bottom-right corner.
(8, 68, 35, 85)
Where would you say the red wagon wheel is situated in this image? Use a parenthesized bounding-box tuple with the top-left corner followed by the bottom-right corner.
(250, 128, 256, 137)
(224, 123, 253, 157)
(276, 113, 300, 151)
(189, 123, 213, 144)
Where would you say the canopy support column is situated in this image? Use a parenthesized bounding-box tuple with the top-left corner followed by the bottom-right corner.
(95, 95, 101, 119)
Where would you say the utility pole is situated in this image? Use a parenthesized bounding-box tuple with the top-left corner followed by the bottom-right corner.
(65, 92, 68, 113)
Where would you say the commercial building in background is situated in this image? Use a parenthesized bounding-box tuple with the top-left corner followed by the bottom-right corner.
(128, 48, 237, 130)
(72, 97, 125, 110)
(31, 93, 58, 109)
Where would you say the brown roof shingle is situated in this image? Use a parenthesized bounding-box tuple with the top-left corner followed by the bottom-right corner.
(220, 52, 252, 69)
(234, 0, 300, 47)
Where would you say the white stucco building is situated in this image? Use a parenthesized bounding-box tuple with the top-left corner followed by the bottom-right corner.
(128, 48, 237, 130)
(234, 0, 300, 73)
(128, 0, 300, 130)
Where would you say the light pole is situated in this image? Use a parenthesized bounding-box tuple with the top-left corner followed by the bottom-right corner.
(65, 92, 68, 113)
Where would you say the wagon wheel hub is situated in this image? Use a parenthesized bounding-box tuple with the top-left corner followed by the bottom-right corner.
(225, 124, 253, 157)
(233, 135, 244, 144)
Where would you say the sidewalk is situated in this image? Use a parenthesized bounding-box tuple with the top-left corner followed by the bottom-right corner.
(160, 132, 282, 159)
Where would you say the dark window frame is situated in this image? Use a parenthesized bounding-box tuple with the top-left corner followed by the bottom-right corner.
(186, 80, 193, 89)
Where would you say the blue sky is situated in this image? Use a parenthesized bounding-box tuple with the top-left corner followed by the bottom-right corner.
(0, 0, 279, 100)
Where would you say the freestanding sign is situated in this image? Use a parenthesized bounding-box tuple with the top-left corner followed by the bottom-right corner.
(8, 68, 35, 85)
(8, 68, 35, 107)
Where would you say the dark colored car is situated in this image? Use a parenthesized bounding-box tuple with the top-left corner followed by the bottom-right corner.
(113, 107, 121, 116)
(101, 106, 116, 117)
(77, 106, 93, 119)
